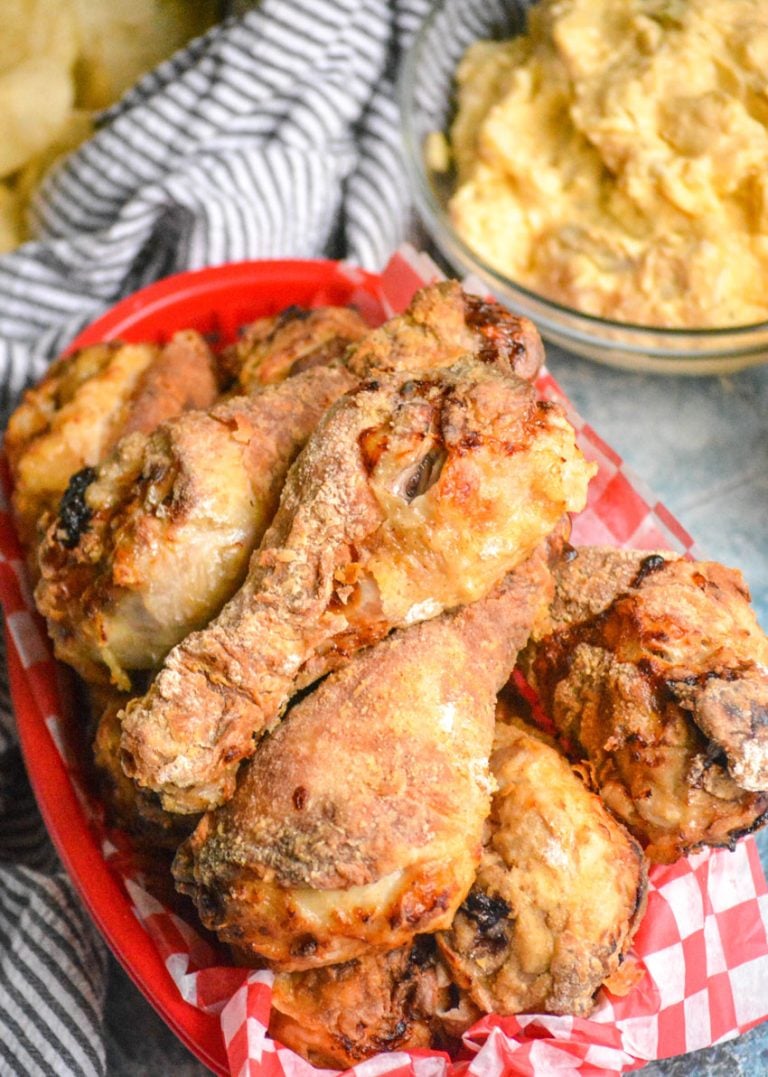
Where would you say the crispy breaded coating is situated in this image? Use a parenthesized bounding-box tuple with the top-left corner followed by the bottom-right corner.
(346, 280, 544, 381)
(523, 547, 768, 862)
(541, 545, 681, 632)
(5, 331, 220, 560)
(438, 705, 647, 1017)
(171, 542, 559, 966)
(222, 305, 368, 390)
(121, 359, 593, 813)
(269, 938, 479, 1069)
(34, 364, 355, 688)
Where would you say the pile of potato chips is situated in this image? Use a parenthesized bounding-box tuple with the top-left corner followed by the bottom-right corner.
(0, 0, 220, 253)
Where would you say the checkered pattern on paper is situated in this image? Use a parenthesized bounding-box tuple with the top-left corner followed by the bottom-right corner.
(535, 371, 702, 556)
(0, 462, 63, 732)
(2, 251, 768, 1076)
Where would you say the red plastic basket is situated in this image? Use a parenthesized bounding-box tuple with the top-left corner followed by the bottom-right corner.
(6, 256, 768, 1077)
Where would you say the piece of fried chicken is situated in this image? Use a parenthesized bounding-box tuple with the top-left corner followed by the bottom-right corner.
(90, 686, 198, 851)
(222, 304, 369, 390)
(437, 702, 647, 1017)
(346, 280, 544, 381)
(171, 539, 559, 965)
(522, 547, 768, 862)
(34, 363, 355, 688)
(121, 359, 593, 813)
(5, 331, 220, 561)
(269, 938, 479, 1069)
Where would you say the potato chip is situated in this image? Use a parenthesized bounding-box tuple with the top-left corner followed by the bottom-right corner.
(0, 0, 79, 76)
(0, 0, 221, 249)
(72, 0, 220, 109)
(0, 57, 75, 179)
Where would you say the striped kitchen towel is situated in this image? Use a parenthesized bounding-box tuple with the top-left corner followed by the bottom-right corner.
(0, 2, 434, 1074)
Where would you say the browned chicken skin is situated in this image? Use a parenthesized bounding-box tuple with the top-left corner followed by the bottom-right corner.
(221, 280, 545, 392)
(438, 703, 647, 1017)
(172, 541, 559, 967)
(110, 330, 223, 437)
(522, 547, 768, 862)
(222, 304, 369, 390)
(34, 364, 355, 688)
(5, 331, 220, 561)
(5, 329, 221, 577)
(269, 938, 479, 1070)
(346, 280, 544, 382)
(121, 358, 593, 813)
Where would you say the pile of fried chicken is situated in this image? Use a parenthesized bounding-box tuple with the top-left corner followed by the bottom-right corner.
(6, 283, 768, 1069)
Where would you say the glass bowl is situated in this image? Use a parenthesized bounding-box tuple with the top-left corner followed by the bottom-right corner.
(398, 0, 768, 375)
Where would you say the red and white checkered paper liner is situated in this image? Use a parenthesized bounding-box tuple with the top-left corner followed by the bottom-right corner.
(2, 247, 768, 1077)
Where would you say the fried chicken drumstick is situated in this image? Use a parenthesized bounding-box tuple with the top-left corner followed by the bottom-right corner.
(172, 539, 558, 968)
(522, 547, 768, 862)
(90, 686, 198, 850)
(437, 702, 647, 1017)
(5, 331, 220, 560)
(121, 358, 593, 813)
(35, 363, 355, 687)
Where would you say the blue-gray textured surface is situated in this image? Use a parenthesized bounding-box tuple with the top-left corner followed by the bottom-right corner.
(549, 352, 768, 631)
(106, 353, 768, 1073)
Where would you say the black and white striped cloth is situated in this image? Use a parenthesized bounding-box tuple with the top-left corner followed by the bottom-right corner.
(0, 2, 433, 1073)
